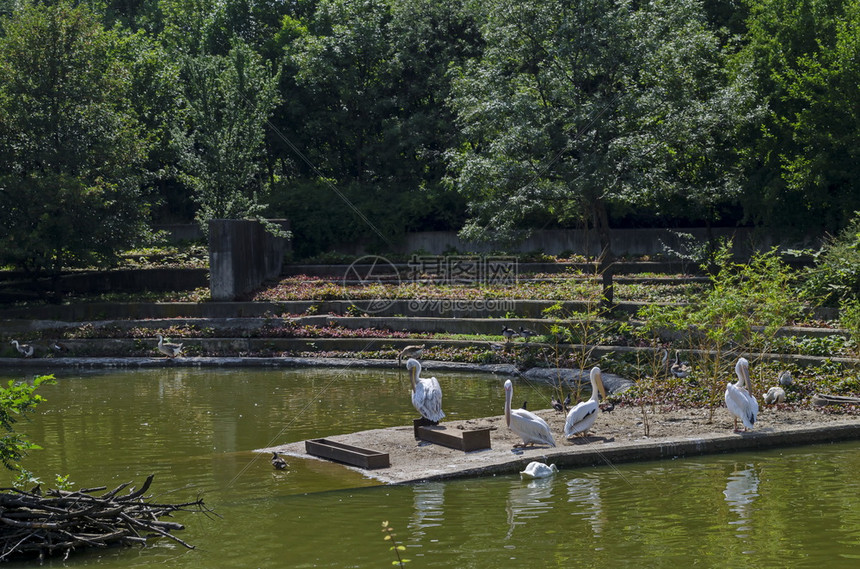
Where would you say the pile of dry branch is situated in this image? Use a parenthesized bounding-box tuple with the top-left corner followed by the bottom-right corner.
(0, 474, 208, 563)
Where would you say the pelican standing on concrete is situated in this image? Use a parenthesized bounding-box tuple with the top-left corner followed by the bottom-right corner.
(156, 334, 183, 358)
(564, 367, 607, 438)
(725, 357, 758, 431)
(504, 379, 555, 448)
(406, 358, 444, 424)
(10, 340, 34, 358)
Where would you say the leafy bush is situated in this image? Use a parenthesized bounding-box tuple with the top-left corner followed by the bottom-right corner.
(800, 212, 860, 306)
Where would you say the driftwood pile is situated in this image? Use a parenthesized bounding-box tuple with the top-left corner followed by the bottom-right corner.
(0, 474, 208, 563)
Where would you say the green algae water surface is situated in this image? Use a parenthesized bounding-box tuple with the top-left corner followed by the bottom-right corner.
(2, 367, 859, 568)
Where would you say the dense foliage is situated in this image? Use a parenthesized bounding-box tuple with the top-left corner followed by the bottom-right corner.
(0, 0, 856, 265)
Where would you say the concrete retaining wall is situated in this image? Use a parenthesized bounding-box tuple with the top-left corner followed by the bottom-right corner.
(208, 219, 290, 301)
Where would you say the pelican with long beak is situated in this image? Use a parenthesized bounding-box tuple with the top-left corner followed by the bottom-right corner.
(406, 358, 444, 423)
(503, 379, 555, 448)
(397, 344, 425, 365)
(725, 357, 758, 431)
(564, 367, 607, 438)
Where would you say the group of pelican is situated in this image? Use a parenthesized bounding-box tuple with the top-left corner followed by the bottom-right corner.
(504, 367, 607, 448)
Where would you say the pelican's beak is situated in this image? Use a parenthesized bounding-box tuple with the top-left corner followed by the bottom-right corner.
(596, 373, 606, 400)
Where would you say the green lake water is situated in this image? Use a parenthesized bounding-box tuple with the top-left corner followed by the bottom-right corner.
(1, 367, 859, 568)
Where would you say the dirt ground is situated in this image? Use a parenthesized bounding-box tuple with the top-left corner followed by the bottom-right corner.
(274, 402, 860, 484)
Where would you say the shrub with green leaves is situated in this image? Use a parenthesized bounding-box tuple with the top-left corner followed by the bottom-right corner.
(800, 212, 860, 306)
(637, 244, 803, 420)
(0, 375, 53, 471)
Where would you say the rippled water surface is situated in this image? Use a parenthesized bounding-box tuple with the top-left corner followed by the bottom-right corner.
(2, 367, 859, 568)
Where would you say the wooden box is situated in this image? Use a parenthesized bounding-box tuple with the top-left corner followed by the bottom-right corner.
(305, 438, 390, 469)
(415, 423, 492, 452)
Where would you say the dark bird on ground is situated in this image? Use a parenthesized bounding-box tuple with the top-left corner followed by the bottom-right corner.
(670, 351, 692, 378)
(10, 340, 33, 358)
(502, 326, 518, 343)
(518, 326, 538, 342)
(563, 393, 572, 411)
(521, 401, 528, 410)
(551, 395, 565, 413)
(271, 452, 287, 470)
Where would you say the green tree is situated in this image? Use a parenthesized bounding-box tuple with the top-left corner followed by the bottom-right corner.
(0, 375, 52, 471)
(0, 1, 151, 293)
(446, 0, 753, 254)
(173, 40, 281, 233)
(738, 0, 859, 235)
(271, 0, 479, 256)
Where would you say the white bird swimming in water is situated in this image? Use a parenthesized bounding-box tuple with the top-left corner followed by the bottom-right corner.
(10, 340, 34, 358)
(764, 383, 786, 404)
(564, 367, 607, 438)
(406, 358, 444, 423)
(397, 344, 425, 365)
(725, 357, 758, 431)
(520, 461, 559, 479)
(157, 334, 183, 358)
(503, 379, 555, 448)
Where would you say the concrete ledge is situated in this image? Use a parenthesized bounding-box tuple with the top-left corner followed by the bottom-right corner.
(271, 418, 860, 485)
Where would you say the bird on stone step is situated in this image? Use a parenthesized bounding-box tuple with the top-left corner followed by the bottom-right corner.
(502, 326, 518, 343)
(10, 340, 34, 358)
(157, 335, 183, 358)
(518, 326, 538, 343)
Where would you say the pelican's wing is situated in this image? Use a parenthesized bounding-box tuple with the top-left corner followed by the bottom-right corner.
(725, 383, 755, 429)
(509, 409, 555, 447)
(413, 377, 445, 422)
(563, 400, 599, 437)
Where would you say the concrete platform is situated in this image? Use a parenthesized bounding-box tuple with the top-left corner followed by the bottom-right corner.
(264, 414, 860, 485)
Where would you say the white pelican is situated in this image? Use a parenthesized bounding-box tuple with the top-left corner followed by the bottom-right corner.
(406, 358, 445, 423)
(520, 461, 559, 479)
(271, 451, 287, 470)
(503, 379, 555, 447)
(778, 371, 792, 387)
(502, 326, 518, 343)
(564, 367, 607, 438)
(725, 357, 758, 431)
(764, 386, 786, 405)
(397, 344, 425, 365)
(10, 340, 34, 358)
(518, 326, 538, 342)
(671, 351, 692, 378)
(157, 334, 183, 358)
